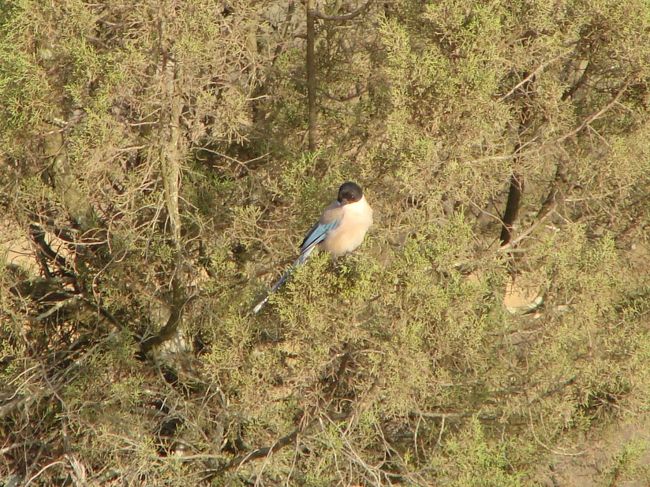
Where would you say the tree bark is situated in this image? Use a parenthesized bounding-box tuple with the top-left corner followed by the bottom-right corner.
(306, 0, 317, 151)
(499, 169, 524, 246)
(146, 2, 186, 355)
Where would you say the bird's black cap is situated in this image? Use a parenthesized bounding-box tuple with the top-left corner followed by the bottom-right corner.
(337, 181, 363, 204)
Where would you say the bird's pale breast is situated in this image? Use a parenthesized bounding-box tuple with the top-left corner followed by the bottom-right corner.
(321, 197, 373, 257)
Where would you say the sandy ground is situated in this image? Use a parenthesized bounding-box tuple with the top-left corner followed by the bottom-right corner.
(535, 415, 650, 486)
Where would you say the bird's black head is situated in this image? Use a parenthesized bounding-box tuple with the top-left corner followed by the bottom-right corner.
(337, 181, 363, 204)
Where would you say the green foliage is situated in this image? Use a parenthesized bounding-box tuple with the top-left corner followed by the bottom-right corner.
(0, 9, 53, 152)
(434, 418, 523, 487)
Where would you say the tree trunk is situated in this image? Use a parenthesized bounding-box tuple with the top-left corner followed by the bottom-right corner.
(306, 0, 317, 151)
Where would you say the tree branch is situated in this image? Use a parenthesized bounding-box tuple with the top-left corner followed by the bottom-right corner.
(499, 49, 573, 102)
(139, 277, 192, 356)
(499, 170, 525, 246)
(312, 0, 372, 21)
(556, 78, 631, 143)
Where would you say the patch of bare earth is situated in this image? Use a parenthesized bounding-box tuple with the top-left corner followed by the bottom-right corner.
(534, 416, 650, 486)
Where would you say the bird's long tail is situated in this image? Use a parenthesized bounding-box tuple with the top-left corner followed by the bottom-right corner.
(252, 247, 315, 314)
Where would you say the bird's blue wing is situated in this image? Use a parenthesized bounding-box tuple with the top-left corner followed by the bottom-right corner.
(300, 219, 340, 252)
(296, 219, 339, 265)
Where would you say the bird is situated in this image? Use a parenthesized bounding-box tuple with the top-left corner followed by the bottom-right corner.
(253, 181, 373, 313)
